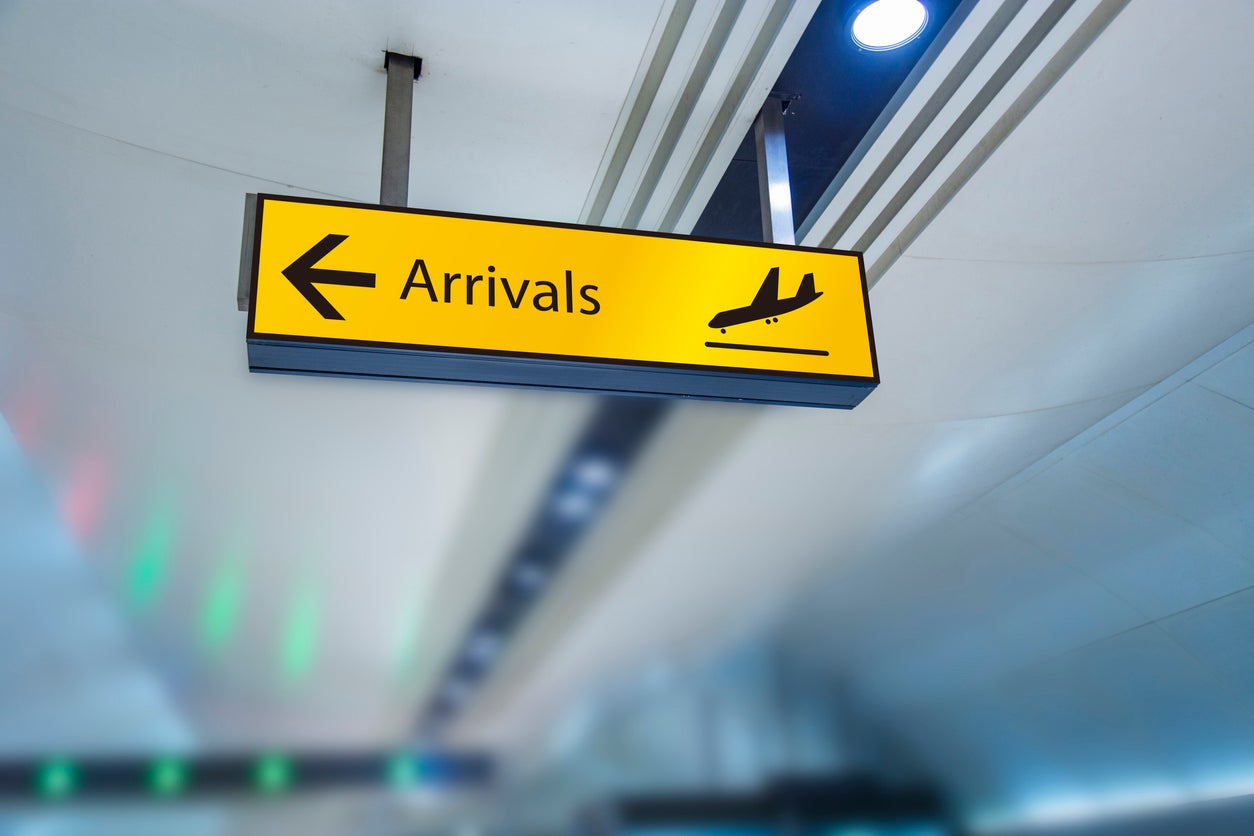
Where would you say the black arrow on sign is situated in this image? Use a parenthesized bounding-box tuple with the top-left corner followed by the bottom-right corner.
(282, 234, 376, 320)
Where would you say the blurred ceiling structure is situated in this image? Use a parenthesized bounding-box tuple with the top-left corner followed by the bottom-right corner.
(1, 0, 1253, 834)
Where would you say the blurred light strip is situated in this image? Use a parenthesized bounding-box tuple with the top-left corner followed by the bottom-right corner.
(199, 558, 245, 656)
(0, 749, 492, 802)
(391, 602, 425, 685)
(418, 396, 669, 733)
(279, 581, 321, 684)
(969, 776, 1254, 833)
(124, 498, 179, 612)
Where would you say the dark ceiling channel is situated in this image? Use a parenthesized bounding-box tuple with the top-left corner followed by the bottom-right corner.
(801, 0, 1020, 247)
(0, 750, 491, 800)
(419, 397, 669, 734)
(696, 0, 965, 244)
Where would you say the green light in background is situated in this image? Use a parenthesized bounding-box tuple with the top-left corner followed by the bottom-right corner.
(199, 556, 245, 656)
(148, 756, 187, 797)
(125, 499, 178, 612)
(35, 759, 77, 799)
(387, 752, 419, 789)
(391, 603, 423, 685)
(253, 753, 292, 794)
(280, 582, 321, 684)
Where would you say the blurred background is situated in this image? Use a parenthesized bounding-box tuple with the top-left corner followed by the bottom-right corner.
(2, 0, 1254, 833)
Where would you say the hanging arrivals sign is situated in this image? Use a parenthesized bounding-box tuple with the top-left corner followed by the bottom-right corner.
(241, 194, 877, 408)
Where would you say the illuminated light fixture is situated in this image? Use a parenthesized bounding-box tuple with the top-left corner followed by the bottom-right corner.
(387, 753, 420, 789)
(572, 455, 617, 490)
(851, 0, 928, 51)
(35, 759, 77, 799)
(253, 753, 292, 794)
(148, 756, 188, 797)
(553, 489, 596, 522)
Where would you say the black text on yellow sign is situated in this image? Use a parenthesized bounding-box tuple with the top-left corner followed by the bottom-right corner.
(243, 194, 879, 408)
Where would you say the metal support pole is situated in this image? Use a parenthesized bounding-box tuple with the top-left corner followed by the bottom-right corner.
(754, 97, 795, 246)
(381, 52, 420, 207)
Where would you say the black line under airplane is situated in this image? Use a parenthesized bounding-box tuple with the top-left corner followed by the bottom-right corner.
(708, 267, 822, 331)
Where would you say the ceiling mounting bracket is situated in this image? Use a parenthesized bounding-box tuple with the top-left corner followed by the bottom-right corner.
(380, 51, 422, 207)
(755, 94, 797, 245)
(767, 89, 802, 115)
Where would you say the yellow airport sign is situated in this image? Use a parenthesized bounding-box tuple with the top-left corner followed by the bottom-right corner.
(243, 194, 877, 408)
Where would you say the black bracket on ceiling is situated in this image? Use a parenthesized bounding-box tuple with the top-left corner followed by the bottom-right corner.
(767, 90, 802, 114)
(383, 50, 423, 79)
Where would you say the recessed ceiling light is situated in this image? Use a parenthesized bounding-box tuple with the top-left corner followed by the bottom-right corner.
(572, 455, 618, 491)
(553, 489, 596, 522)
(851, 0, 929, 51)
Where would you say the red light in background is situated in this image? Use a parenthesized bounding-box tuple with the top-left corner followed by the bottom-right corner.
(61, 452, 110, 543)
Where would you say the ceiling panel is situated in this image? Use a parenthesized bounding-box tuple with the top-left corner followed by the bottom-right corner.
(1068, 625, 1254, 789)
(1160, 586, 1254, 719)
(1199, 341, 1254, 409)
(767, 327, 1254, 825)
(1073, 381, 1254, 558)
(990, 457, 1254, 621)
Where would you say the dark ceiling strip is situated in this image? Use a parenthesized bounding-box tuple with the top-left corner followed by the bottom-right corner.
(798, 0, 1016, 246)
(586, 776, 947, 826)
(0, 749, 491, 801)
(419, 396, 670, 733)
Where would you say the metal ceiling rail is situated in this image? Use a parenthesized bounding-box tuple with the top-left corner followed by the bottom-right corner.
(381, 51, 422, 207)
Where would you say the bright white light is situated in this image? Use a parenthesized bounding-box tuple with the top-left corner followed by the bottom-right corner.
(553, 489, 595, 521)
(967, 777, 1228, 834)
(852, 0, 928, 51)
(572, 455, 618, 490)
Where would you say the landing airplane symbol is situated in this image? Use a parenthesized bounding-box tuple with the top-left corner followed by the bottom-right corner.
(708, 266, 822, 332)
(704, 267, 830, 357)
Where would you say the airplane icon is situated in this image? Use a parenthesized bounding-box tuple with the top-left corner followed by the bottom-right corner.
(708, 267, 822, 332)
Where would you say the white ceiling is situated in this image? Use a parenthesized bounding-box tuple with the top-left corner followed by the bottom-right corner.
(781, 324, 1254, 828)
(1, 0, 1253, 833)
